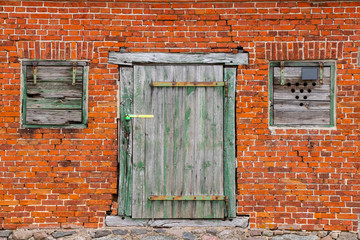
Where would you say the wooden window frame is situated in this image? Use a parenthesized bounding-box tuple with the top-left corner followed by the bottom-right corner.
(109, 52, 249, 219)
(21, 60, 89, 129)
(269, 60, 336, 128)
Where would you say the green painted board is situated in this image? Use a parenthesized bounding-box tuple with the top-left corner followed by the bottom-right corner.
(27, 98, 81, 110)
(223, 67, 237, 218)
(118, 67, 134, 216)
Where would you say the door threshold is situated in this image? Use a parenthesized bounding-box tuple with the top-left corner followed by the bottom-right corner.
(105, 216, 249, 228)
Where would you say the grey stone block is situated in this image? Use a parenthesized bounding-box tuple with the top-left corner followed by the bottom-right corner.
(0, 231, 12, 238)
(141, 236, 177, 240)
(205, 229, 217, 236)
(130, 229, 149, 235)
(263, 230, 274, 237)
(112, 230, 128, 236)
(182, 232, 195, 240)
(271, 234, 318, 240)
(13, 230, 33, 240)
(338, 232, 357, 240)
(321, 236, 332, 240)
(249, 230, 262, 236)
(33, 232, 48, 240)
(95, 230, 112, 238)
(218, 230, 233, 238)
(105, 216, 147, 227)
(96, 238, 123, 240)
(51, 231, 76, 239)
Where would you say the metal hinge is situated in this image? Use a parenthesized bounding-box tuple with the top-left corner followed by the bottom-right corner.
(72, 62, 77, 86)
(319, 62, 324, 85)
(280, 61, 285, 86)
(32, 62, 38, 84)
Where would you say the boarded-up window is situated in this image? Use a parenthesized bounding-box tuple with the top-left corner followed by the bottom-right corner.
(269, 61, 336, 127)
(21, 61, 88, 128)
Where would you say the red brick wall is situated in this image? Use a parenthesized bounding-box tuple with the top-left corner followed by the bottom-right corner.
(1, 0, 360, 231)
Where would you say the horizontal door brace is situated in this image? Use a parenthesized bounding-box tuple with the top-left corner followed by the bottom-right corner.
(149, 195, 226, 201)
(150, 82, 226, 87)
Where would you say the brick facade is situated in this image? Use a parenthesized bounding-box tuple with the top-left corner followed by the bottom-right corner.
(1, 0, 360, 232)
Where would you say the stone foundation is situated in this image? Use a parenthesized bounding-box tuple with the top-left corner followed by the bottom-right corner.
(0, 228, 359, 240)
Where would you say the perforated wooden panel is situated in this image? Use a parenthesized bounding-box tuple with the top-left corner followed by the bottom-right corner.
(271, 64, 334, 126)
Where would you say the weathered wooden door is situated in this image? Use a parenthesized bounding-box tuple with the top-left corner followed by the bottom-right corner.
(114, 52, 245, 220)
(131, 65, 225, 218)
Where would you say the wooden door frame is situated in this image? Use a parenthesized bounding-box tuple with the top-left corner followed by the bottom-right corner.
(109, 52, 248, 219)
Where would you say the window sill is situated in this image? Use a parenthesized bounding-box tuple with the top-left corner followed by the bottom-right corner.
(22, 124, 88, 129)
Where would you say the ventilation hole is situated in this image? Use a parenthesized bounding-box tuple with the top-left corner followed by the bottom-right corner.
(295, 82, 300, 86)
(304, 83, 308, 86)
(308, 89, 312, 93)
(291, 89, 295, 93)
(312, 82, 317, 86)
(287, 83, 291, 86)
(295, 96, 299, 99)
(300, 89, 304, 93)
(303, 96, 308, 99)
(300, 103, 304, 106)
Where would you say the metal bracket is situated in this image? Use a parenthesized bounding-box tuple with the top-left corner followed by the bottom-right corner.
(280, 61, 285, 86)
(72, 62, 77, 86)
(225, 196, 229, 218)
(125, 114, 154, 121)
(32, 62, 38, 85)
(149, 195, 226, 201)
(319, 62, 324, 85)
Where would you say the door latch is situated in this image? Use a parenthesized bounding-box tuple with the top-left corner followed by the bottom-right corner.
(125, 114, 154, 121)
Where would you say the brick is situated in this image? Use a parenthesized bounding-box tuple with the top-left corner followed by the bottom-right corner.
(0, 0, 360, 232)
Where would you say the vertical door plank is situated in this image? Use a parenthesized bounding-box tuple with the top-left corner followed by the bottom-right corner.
(152, 65, 167, 218)
(132, 65, 153, 218)
(193, 65, 224, 218)
(207, 65, 225, 217)
(161, 65, 176, 218)
(181, 65, 197, 218)
(170, 65, 185, 218)
(118, 67, 134, 216)
(143, 65, 157, 218)
(224, 67, 237, 218)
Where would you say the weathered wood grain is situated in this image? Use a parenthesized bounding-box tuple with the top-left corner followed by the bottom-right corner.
(118, 67, 134, 216)
(26, 109, 82, 125)
(24, 64, 85, 126)
(108, 52, 248, 66)
(132, 65, 225, 219)
(22, 61, 88, 66)
(273, 87, 331, 101)
(273, 77, 330, 86)
(27, 83, 83, 98)
(26, 66, 83, 82)
(132, 65, 151, 218)
(27, 98, 81, 109)
(274, 110, 330, 125)
(274, 100, 330, 111)
(223, 67, 237, 218)
(274, 66, 330, 78)
(272, 65, 333, 126)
